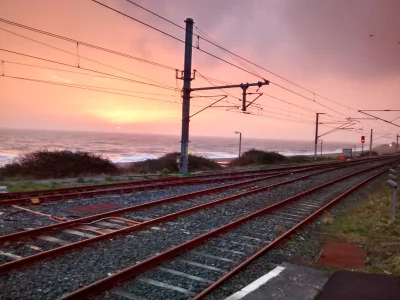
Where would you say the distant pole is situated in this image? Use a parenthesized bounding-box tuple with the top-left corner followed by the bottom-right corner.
(320, 139, 323, 156)
(369, 128, 373, 156)
(314, 113, 324, 161)
(180, 18, 194, 174)
(235, 131, 242, 157)
(397, 134, 399, 150)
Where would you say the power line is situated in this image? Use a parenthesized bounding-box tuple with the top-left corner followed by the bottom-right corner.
(91, 1, 356, 121)
(194, 26, 264, 79)
(118, 0, 399, 137)
(269, 82, 349, 118)
(1, 74, 183, 104)
(2, 60, 180, 97)
(0, 18, 176, 71)
(123, 0, 355, 112)
(0, 27, 177, 90)
(91, 0, 266, 81)
(197, 72, 320, 118)
(0, 48, 178, 92)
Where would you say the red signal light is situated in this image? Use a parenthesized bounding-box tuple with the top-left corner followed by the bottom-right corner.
(361, 136, 365, 143)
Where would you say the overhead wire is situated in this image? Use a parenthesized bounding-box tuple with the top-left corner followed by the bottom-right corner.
(0, 27, 177, 90)
(2, 60, 181, 97)
(0, 48, 178, 92)
(0, 19, 176, 70)
(2, 4, 394, 137)
(111, 1, 399, 137)
(123, 0, 356, 111)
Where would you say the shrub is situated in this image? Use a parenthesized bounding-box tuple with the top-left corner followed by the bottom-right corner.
(229, 149, 286, 167)
(129, 152, 222, 174)
(0, 150, 118, 179)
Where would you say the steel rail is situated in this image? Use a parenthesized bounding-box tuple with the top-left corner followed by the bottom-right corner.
(1, 156, 388, 201)
(0, 160, 373, 272)
(0, 157, 388, 205)
(0, 158, 379, 246)
(1, 161, 336, 200)
(193, 167, 389, 299)
(53, 160, 398, 299)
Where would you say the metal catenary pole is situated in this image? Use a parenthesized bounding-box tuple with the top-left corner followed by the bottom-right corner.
(180, 18, 194, 174)
(314, 113, 324, 161)
(369, 128, 373, 156)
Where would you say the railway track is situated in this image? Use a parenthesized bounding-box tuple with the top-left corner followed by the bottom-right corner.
(0, 160, 360, 267)
(0, 157, 387, 205)
(0, 157, 397, 299)
(58, 158, 398, 300)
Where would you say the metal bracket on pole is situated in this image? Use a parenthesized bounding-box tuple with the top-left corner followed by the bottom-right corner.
(176, 69, 195, 81)
(191, 80, 269, 112)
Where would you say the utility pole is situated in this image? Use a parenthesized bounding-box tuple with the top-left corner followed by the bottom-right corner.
(180, 18, 194, 174)
(397, 134, 399, 151)
(369, 129, 373, 156)
(314, 113, 325, 161)
(178, 19, 269, 174)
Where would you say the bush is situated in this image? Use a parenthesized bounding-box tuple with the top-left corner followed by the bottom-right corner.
(229, 149, 286, 167)
(130, 152, 222, 174)
(0, 150, 118, 179)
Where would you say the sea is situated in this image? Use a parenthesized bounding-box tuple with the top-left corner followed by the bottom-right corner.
(0, 128, 361, 166)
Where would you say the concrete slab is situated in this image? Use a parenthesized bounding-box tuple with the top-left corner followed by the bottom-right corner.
(316, 270, 400, 300)
(225, 263, 328, 300)
(317, 243, 366, 269)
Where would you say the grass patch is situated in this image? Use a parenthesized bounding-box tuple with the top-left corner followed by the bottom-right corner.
(129, 152, 222, 174)
(4, 182, 66, 192)
(0, 150, 119, 180)
(325, 186, 400, 275)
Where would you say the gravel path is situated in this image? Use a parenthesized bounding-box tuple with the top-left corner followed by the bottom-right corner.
(0, 160, 392, 300)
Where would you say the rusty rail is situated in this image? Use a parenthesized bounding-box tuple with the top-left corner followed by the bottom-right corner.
(0, 157, 388, 206)
(45, 160, 398, 299)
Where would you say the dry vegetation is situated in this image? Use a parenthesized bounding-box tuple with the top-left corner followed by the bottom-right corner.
(326, 186, 400, 275)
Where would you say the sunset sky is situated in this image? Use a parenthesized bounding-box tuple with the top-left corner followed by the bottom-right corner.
(0, 0, 399, 142)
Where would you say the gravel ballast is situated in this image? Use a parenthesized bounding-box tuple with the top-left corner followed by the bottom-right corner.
(0, 164, 346, 236)
(0, 160, 394, 300)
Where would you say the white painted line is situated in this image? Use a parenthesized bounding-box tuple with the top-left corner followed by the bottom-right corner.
(138, 277, 197, 296)
(224, 265, 285, 300)
(0, 250, 23, 260)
